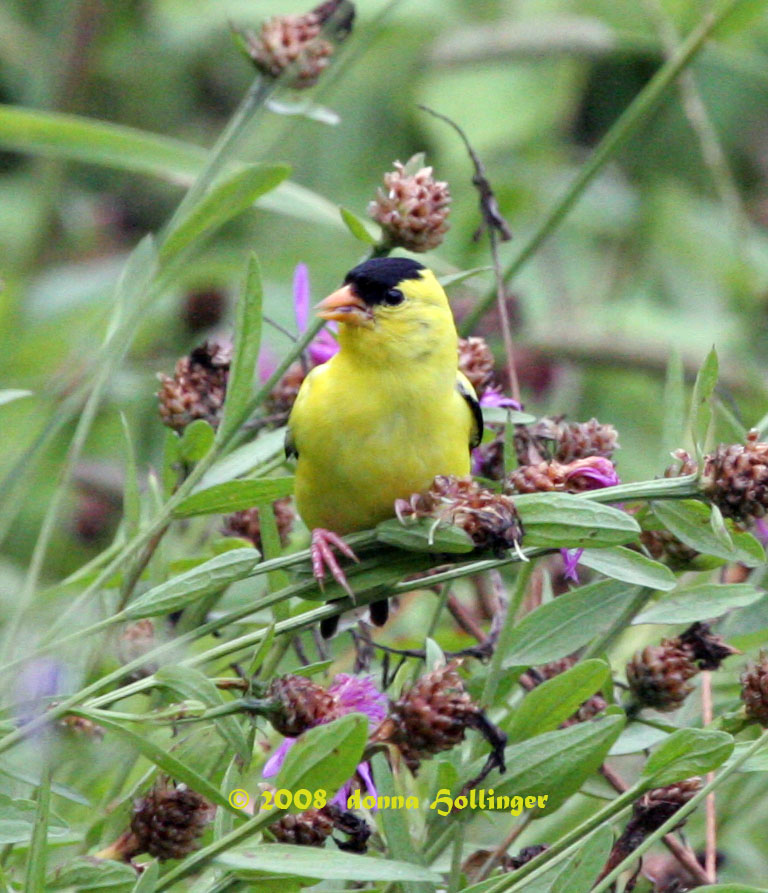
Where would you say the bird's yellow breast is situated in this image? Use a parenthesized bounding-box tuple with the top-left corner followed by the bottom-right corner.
(289, 353, 473, 534)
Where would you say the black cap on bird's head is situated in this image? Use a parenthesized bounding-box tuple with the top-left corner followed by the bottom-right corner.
(344, 257, 425, 307)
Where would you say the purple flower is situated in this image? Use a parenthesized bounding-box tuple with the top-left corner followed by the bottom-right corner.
(479, 386, 521, 410)
(754, 518, 768, 545)
(561, 548, 583, 583)
(563, 457, 620, 491)
(15, 658, 66, 726)
(293, 263, 339, 367)
(263, 674, 388, 808)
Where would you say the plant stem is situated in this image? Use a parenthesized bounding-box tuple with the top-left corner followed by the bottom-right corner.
(460, 0, 744, 334)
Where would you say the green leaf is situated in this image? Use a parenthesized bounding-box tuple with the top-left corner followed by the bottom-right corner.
(514, 493, 640, 548)
(78, 712, 239, 814)
(504, 660, 611, 742)
(688, 887, 768, 893)
(275, 712, 368, 804)
(299, 552, 428, 602)
(609, 723, 671, 756)
(154, 665, 251, 765)
(215, 845, 441, 883)
(478, 714, 624, 811)
(0, 389, 32, 407)
(218, 254, 263, 440)
(120, 414, 141, 538)
(502, 580, 639, 667)
(173, 477, 294, 518)
(178, 419, 215, 464)
(439, 266, 493, 288)
(340, 206, 377, 244)
(376, 518, 475, 553)
(578, 546, 676, 590)
(0, 795, 68, 844)
(543, 825, 615, 893)
(480, 407, 538, 425)
(650, 499, 765, 566)
(709, 503, 734, 551)
(689, 346, 718, 453)
(642, 728, 734, 787)
(247, 623, 276, 677)
(47, 859, 137, 890)
(633, 583, 763, 625)
(24, 775, 51, 893)
(195, 427, 287, 491)
(124, 547, 260, 619)
(132, 861, 159, 892)
(160, 163, 290, 262)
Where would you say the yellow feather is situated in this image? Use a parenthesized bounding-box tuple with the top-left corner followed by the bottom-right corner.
(287, 266, 477, 534)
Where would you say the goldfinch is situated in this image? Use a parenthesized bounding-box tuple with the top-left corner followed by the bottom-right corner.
(285, 257, 481, 631)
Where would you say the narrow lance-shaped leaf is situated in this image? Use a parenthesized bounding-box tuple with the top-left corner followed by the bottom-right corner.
(178, 419, 215, 464)
(514, 493, 640, 549)
(160, 164, 290, 263)
(641, 728, 734, 787)
(633, 583, 763, 625)
(124, 548, 260, 619)
(218, 253, 263, 440)
(578, 546, 676, 590)
(173, 477, 294, 518)
(688, 345, 718, 458)
(340, 206, 377, 244)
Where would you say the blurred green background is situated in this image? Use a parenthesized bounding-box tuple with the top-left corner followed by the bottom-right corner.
(3, 0, 768, 884)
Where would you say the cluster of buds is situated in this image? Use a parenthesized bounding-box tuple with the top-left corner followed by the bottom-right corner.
(520, 656, 607, 726)
(639, 526, 700, 569)
(265, 674, 339, 737)
(265, 362, 307, 425)
(395, 475, 523, 555)
(157, 341, 231, 433)
(223, 497, 295, 553)
(368, 154, 451, 253)
(458, 336, 496, 399)
(741, 652, 768, 725)
(100, 780, 214, 863)
(271, 803, 370, 852)
(241, 0, 355, 88)
(599, 779, 702, 881)
(505, 455, 619, 495)
(372, 661, 506, 776)
(626, 622, 739, 713)
(514, 417, 619, 467)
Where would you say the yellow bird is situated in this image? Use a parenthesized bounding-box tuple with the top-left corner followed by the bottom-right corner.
(285, 257, 481, 632)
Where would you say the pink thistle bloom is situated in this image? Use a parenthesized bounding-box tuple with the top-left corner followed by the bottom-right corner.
(293, 263, 339, 367)
(560, 548, 583, 583)
(479, 386, 521, 410)
(263, 674, 388, 808)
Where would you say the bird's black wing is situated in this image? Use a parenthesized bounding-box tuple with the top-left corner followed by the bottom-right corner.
(456, 376, 483, 451)
(285, 427, 298, 460)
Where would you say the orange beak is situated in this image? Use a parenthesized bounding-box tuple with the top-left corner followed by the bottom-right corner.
(315, 285, 373, 327)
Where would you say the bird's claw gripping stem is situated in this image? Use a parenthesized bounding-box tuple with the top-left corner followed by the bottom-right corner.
(311, 529, 359, 598)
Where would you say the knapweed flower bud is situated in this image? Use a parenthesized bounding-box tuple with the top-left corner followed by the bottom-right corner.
(243, 0, 354, 88)
(180, 286, 227, 334)
(117, 620, 158, 682)
(157, 341, 231, 433)
(322, 803, 371, 853)
(639, 527, 700, 568)
(677, 621, 740, 671)
(375, 661, 482, 773)
(741, 652, 768, 725)
(265, 362, 306, 425)
(626, 639, 698, 712)
(368, 155, 451, 252)
(396, 475, 522, 554)
(701, 430, 768, 522)
(515, 417, 619, 466)
(505, 456, 619, 495)
(266, 674, 337, 737)
(471, 431, 505, 481)
(129, 781, 214, 861)
(458, 336, 495, 398)
(271, 808, 334, 846)
(602, 779, 701, 877)
(223, 498, 295, 552)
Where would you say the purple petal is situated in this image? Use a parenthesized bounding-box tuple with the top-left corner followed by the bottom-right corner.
(332, 761, 378, 810)
(262, 738, 294, 777)
(564, 458, 620, 490)
(258, 346, 279, 383)
(479, 386, 521, 409)
(308, 330, 339, 366)
(293, 263, 310, 333)
(328, 674, 388, 726)
(561, 548, 583, 583)
(754, 518, 768, 545)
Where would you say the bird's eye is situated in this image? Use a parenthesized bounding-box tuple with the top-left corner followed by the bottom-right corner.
(385, 288, 404, 306)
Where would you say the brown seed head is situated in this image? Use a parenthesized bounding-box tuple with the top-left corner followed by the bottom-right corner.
(677, 621, 740, 671)
(223, 498, 295, 552)
(157, 341, 231, 433)
(180, 286, 227, 333)
(515, 417, 619, 466)
(626, 640, 698, 712)
(271, 808, 334, 846)
(639, 527, 700, 568)
(382, 661, 478, 773)
(368, 155, 451, 252)
(129, 781, 214, 861)
(267, 674, 338, 737)
(265, 361, 306, 425)
(505, 456, 618, 495)
(741, 651, 768, 725)
(701, 430, 768, 522)
(243, 0, 354, 88)
(457, 336, 495, 398)
(396, 475, 522, 554)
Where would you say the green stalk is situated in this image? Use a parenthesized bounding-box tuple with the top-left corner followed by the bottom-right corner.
(590, 728, 768, 892)
(460, 0, 744, 334)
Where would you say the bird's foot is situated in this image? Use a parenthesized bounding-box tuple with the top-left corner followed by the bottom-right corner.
(311, 529, 359, 598)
